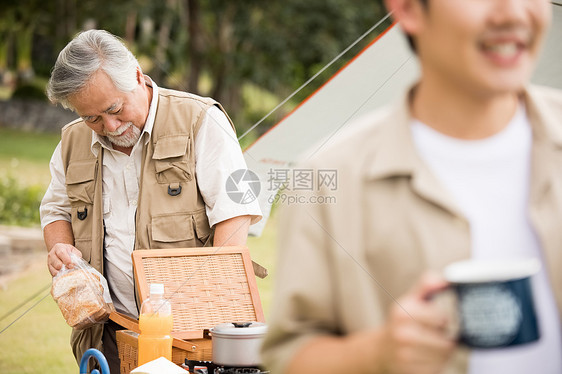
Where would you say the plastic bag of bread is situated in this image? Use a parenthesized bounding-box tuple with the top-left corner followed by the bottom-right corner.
(51, 252, 115, 329)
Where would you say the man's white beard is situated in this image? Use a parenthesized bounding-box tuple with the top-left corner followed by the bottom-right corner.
(106, 122, 141, 148)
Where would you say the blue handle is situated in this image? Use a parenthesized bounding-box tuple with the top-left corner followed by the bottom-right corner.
(79, 348, 110, 374)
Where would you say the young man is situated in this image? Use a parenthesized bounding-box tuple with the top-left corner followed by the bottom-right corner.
(41, 30, 261, 372)
(262, 0, 562, 373)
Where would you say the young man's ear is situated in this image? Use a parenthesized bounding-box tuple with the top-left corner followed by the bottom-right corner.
(385, 0, 426, 36)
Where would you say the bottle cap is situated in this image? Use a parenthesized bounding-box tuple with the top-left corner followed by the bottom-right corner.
(150, 283, 165, 295)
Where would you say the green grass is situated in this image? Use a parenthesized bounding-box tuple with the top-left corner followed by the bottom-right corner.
(0, 128, 59, 227)
(0, 87, 12, 100)
(0, 261, 77, 373)
(0, 128, 60, 163)
(0, 128, 59, 188)
(248, 215, 278, 320)
(0, 158, 53, 188)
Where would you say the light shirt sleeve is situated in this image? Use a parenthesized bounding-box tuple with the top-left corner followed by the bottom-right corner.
(40, 142, 71, 229)
(195, 105, 262, 227)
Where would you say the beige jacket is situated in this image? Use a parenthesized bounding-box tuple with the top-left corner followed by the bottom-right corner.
(261, 86, 562, 374)
(60, 88, 233, 363)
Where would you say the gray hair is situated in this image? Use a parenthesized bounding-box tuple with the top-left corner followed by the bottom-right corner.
(46, 29, 140, 110)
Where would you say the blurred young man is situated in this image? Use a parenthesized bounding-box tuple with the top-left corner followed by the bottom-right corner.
(262, 0, 562, 373)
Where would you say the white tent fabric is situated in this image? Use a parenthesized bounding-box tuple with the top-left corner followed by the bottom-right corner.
(246, 4, 562, 235)
(534, 2, 562, 87)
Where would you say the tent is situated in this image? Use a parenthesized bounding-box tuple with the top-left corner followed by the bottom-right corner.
(246, 3, 562, 235)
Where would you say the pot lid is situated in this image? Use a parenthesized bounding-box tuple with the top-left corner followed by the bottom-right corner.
(212, 322, 268, 336)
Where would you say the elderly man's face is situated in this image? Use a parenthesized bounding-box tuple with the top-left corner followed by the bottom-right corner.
(411, 0, 551, 96)
(69, 69, 150, 148)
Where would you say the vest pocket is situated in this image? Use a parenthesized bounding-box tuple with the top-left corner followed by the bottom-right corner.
(70, 204, 93, 262)
(65, 160, 97, 263)
(153, 135, 189, 159)
(154, 159, 192, 184)
(149, 210, 212, 248)
(192, 209, 212, 246)
(150, 213, 195, 248)
(74, 239, 92, 263)
(153, 135, 193, 184)
(65, 160, 97, 204)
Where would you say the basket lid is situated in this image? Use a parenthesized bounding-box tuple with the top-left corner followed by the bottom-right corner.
(133, 247, 265, 340)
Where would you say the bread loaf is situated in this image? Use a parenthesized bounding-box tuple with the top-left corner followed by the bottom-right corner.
(51, 268, 112, 329)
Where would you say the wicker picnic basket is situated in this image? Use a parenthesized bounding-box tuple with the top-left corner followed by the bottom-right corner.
(113, 246, 265, 374)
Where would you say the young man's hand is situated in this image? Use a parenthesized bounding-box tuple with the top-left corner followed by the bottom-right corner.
(377, 273, 456, 374)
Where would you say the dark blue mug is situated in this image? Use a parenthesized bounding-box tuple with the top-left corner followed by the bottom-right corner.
(444, 258, 540, 348)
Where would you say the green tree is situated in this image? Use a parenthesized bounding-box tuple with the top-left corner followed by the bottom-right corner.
(2, 0, 388, 134)
(182, 0, 387, 131)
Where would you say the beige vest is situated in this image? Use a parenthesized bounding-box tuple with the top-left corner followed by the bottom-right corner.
(60, 88, 234, 362)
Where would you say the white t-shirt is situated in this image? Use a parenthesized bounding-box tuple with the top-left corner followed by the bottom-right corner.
(411, 105, 562, 373)
(40, 79, 262, 317)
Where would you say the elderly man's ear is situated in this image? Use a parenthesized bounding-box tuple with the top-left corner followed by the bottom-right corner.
(136, 66, 144, 85)
(385, 0, 427, 36)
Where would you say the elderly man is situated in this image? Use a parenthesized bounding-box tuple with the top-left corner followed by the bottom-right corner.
(262, 0, 562, 373)
(40, 29, 261, 371)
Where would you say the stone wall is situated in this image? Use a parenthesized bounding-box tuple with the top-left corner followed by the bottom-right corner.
(0, 99, 78, 133)
(0, 225, 45, 289)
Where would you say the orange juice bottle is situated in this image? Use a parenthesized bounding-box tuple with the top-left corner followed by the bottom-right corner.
(138, 283, 173, 366)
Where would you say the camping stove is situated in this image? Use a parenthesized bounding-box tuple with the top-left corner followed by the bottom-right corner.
(184, 359, 270, 374)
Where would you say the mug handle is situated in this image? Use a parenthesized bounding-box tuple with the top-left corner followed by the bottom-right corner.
(427, 286, 461, 341)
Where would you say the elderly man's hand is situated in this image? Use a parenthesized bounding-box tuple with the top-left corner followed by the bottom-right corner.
(377, 273, 456, 374)
(47, 243, 83, 277)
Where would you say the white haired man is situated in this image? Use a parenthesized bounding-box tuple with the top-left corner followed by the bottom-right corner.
(41, 29, 261, 371)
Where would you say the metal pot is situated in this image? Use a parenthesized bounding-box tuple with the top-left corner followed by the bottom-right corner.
(210, 322, 268, 367)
